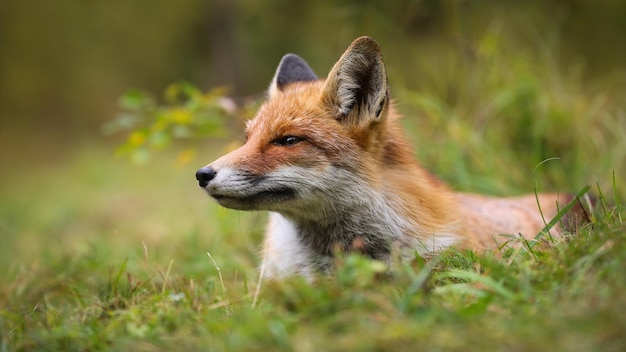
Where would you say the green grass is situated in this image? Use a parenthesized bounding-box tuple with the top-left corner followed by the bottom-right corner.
(1, 141, 625, 352)
(2, 28, 626, 350)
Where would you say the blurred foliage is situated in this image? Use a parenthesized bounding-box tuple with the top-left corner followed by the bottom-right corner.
(395, 24, 626, 194)
(0, 0, 211, 135)
(103, 83, 233, 165)
(1, 0, 625, 137)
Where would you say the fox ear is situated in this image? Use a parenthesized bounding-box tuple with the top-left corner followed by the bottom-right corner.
(268, 54, 318, 98)
(323, 36, 388, 124)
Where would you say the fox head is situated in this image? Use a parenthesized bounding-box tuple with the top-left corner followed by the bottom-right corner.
(196, 37, 400, 220)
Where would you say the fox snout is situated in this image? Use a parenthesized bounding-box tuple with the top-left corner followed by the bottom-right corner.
(196, 166, 216, 188)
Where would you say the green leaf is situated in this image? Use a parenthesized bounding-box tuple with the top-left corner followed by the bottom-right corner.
(119, 90, 153, 111)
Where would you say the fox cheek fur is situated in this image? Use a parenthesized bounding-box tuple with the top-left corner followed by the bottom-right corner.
(196, 36, 591, 280)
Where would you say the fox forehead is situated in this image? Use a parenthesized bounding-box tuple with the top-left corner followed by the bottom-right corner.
(246, 81, 337, 139)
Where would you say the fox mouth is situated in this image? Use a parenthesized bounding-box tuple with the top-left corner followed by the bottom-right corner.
(208, 188, 296, 210)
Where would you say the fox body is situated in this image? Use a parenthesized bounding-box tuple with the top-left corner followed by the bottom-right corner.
(196, 37, 581, 279)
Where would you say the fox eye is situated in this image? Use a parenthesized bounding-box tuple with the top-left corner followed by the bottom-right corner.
(273, 135, 303, 147)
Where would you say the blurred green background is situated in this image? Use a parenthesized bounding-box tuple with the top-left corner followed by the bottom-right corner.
(1, 0, 625, 272)
(2, 2, 626, 348)
(1, 0, 625, 150)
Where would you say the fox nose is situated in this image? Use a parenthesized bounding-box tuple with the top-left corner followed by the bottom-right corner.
(196, 167, 217, 188)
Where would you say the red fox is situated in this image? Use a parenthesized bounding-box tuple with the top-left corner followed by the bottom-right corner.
(196, 36, 589, 279)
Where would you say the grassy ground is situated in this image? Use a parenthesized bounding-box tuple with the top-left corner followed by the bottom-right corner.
(0, 145, 624, 351)
(2, 32, 626, 351)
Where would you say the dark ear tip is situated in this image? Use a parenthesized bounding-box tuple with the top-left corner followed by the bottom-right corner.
(279, 53, 304, 65)
(282, 53, 302, 60)
(274, 53, 318, 90)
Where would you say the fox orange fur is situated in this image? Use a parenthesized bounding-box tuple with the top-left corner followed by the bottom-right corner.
(196, 36, 588, 279)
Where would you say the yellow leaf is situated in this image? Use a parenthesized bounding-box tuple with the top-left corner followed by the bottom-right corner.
(171, 108, 192, 124)
(128, 131, 146, 146)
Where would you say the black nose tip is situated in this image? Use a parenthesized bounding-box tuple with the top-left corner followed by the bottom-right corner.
(196, 167, 216, 188)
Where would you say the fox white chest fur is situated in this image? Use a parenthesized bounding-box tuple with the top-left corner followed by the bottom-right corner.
(196, 36, 578, 279)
